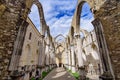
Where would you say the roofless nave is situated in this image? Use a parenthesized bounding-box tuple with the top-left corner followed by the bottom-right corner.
(0, 0, 120, 80)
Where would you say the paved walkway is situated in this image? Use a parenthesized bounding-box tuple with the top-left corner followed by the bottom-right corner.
(43, 68, 76, 80)
(87, 74, 99, 80)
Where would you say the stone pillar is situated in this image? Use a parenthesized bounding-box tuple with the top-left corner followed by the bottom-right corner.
(50, 56, 52, 69)
(38, 36, 46, 77)
(68, 49, 71, 70)
(65, 41, 68, 68)
(9, 19, 29, 70)
(74, 34, 85, 79)
(42, 40, 46, 67)
(70, 44, 76, 73)
(48, 53, 51, 70)
(52, 53, 56, 66)
(92, 18, 114, 79)
(50, 53, 53, 69)
(45, 44, 50, 71)
(66, 51, 69, 69)
(75, 35, 84, 67)
(9, 19, 29, 80)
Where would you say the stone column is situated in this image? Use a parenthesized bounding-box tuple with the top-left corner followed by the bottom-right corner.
(92, 18, 114, 79)
(66, 51, 69, 69)
(9, 19, 29, 71)
(52, 48, 56, 68)
(42, 40, 46, 73)
(52, 53, 56, 66)
(51, 48, 54, 66)
(70, 44, 76, 73)
(38, 36, 46, 77)
(75, 35, 84, 67)
(45, 44, 50, 71)
(49, 53, 51, 69)
(75, 34, 85, 79)
(68, 49, 71, 70)
(8, 19, 29, 80)
(49, 49, 52, 69)
(65, 42, 69, 68)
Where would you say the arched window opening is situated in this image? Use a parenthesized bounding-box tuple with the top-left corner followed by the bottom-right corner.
(76, 1, 103, 77)
(80, 2, 94, 33)
(29, 4, 40, 31)
(55, 34, 66, 44)
(29, 32, 32, 40)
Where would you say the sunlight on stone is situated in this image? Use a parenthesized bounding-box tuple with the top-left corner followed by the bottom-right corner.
(0, 0, 119, 80)
(52, 72, 66, 78)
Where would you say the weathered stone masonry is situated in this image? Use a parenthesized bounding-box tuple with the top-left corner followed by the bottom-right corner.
(0, 0, 52, 79)
(0, 0, 120, 80)
(94, 0, 120, 79)
(0, 0, 29, 79)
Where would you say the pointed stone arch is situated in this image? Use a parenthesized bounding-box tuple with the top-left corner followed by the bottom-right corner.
(55, 34, 66, 41)
(9, 0, 48, 71)
(68, 26, 74, 42)
(72, 1, 86, 34)
(29, 0, 48, 36)
(71, 0, 105, 34)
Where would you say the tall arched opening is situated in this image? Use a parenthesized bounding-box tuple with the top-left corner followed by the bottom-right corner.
(71, 0, 114, 79)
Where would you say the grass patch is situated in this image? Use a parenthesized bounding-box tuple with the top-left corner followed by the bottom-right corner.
(31, 69, 53, 80)
(66, 68, 90, 80)
(68, 69, 72, 72)
(86, 77, 90, 80)
(31, 77, 35, 80)
(67, 69, 80, 80)
(42, 71, 48, 78)
(72, 72, 80, 80)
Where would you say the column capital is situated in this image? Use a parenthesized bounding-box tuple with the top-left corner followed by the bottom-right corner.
(41, 35, 45, 38)
(75, 34, 80, 39)
(46, 44, 50, 46)
(70, 43, 74, 47)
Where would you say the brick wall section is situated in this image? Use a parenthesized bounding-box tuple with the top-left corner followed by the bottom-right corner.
(0, 1, 26, 79)
(95, 0, 120, 79)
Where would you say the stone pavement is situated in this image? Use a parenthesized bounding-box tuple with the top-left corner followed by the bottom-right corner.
(43, 67, 76, 80)
(87, 74, 99, 80)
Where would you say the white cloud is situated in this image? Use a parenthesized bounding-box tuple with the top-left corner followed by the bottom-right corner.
(80, 17, 94, 32)
(39, 0, 77, 37)
(40, 0, 77, 19)
(49, 15, 73, 37)
(29, 0, 94, 38)
(51, 15, 72, 28)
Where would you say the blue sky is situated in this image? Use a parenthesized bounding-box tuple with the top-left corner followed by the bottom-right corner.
(29, 0, 94, 37)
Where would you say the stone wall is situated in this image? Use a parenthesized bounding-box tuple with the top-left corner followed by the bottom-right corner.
(95, 0, 120, 79)
(0, 0, 32, 79)
(19, 18, 42, 66)
(0, 0, 120, 79)
(0, 1, 21, 79)
(82, 30, 100, 61)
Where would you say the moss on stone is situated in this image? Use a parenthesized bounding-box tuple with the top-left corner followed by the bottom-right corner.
(72, 72, 80, 80)
(0, 4, 6, 17)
